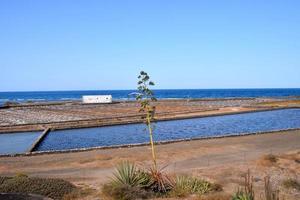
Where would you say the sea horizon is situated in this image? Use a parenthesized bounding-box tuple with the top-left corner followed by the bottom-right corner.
(1, 88, 300, 105)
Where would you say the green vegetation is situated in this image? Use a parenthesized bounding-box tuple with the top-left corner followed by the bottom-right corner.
(102, 162, 218, 200)
(170, 175, 220, 197)
(232, 191, 253, 200)
(0, 175, 77, 200)
(110, 161, 152, 188)
(232, 170, 254, 200)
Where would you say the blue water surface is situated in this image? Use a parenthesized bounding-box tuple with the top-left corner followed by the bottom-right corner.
(36, 108, 300, 152)
(1, 89, 300, 105)
(0, 132, 41, 154)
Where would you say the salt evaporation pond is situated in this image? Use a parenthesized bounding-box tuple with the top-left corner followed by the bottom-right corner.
(36, 108, 300, 152)
(0, 132, 40, 154)
(0, 108, 300, 155)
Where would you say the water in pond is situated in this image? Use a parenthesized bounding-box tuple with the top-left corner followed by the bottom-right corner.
(0, 132, 41, 154)
(36, 109, 300, 152)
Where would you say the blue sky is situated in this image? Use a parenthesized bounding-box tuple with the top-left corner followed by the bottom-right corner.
(0, 0, 299, 91)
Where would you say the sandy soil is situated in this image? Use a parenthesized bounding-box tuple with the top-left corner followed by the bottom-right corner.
(0, 130, 299, 199)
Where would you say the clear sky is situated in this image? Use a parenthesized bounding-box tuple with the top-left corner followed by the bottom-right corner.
(0, 0, 299, 91)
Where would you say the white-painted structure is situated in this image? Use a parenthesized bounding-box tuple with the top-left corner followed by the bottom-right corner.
(82, 95, 112, 104)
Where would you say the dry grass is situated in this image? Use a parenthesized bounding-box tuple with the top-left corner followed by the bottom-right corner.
(197, 192, 232, 200)
(63, 186, 98, 200)
(279, 151, 300, 162)
(257, 154, 278, 167)
(282, 179, 300, 191)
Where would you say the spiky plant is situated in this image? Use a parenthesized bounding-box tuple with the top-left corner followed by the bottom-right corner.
(171, 175, 214, 197)
(136, 71, 157, 169)
(148, 165, 173, 193)
(111, 161, 151, 188)
(232, 190, 254, 200)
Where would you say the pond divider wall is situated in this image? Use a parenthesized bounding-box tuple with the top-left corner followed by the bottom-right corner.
(27, 128, 51, 153)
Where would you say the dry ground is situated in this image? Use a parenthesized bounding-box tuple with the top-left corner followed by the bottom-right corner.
(0, 130, 299, 199)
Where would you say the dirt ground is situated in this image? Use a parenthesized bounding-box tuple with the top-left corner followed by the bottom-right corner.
(0, 130, 299, 199)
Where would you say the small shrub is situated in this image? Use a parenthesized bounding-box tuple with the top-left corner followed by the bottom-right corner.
(63, 187, 96, 200)
(264, 154, 278, 163)
(102, 183, 154, 200)
(170, 175, 219, 197)
(282, 178, 300, 191)
(0, 177, 9, 185)
(0, 175, 77, 200)
(148, 166, 174, 193)
(232, 170, 254, 200)
(15, 172, 28, 178)
(232, 190, 253, 200)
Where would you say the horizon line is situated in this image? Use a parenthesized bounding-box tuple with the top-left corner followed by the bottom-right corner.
(1, 87, 300, 93)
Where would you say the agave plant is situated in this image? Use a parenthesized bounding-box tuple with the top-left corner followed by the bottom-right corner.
(148, 165, 174, 193)
(111, 161, 152, 188)
(136, 71, 158, 169)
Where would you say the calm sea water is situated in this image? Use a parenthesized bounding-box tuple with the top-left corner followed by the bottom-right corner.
(0, 89, 300, 105)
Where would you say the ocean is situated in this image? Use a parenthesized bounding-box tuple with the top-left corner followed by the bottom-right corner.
(0, 89, 300, 105)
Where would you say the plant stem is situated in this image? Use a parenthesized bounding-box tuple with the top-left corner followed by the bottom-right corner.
(147, 111, 157, 170)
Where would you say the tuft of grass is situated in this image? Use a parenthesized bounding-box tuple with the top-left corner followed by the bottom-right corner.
(170, 175, 220, 197)
(282, 178, 300, 191)
(0, 175, 77, 200)
(198, 192, 232, 200)
(232, 190, 253, 200)
(258, 154, 279, 167)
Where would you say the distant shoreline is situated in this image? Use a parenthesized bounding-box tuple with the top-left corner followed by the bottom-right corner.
(1, 88, 300, 106)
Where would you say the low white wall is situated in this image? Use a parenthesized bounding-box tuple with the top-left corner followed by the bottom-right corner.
(82, 95, 112, 104)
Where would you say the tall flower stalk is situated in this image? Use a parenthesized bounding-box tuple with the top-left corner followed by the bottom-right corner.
(136, 71, 157, 169)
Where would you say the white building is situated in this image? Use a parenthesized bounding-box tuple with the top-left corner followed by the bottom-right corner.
(82, 95, 112, 104)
